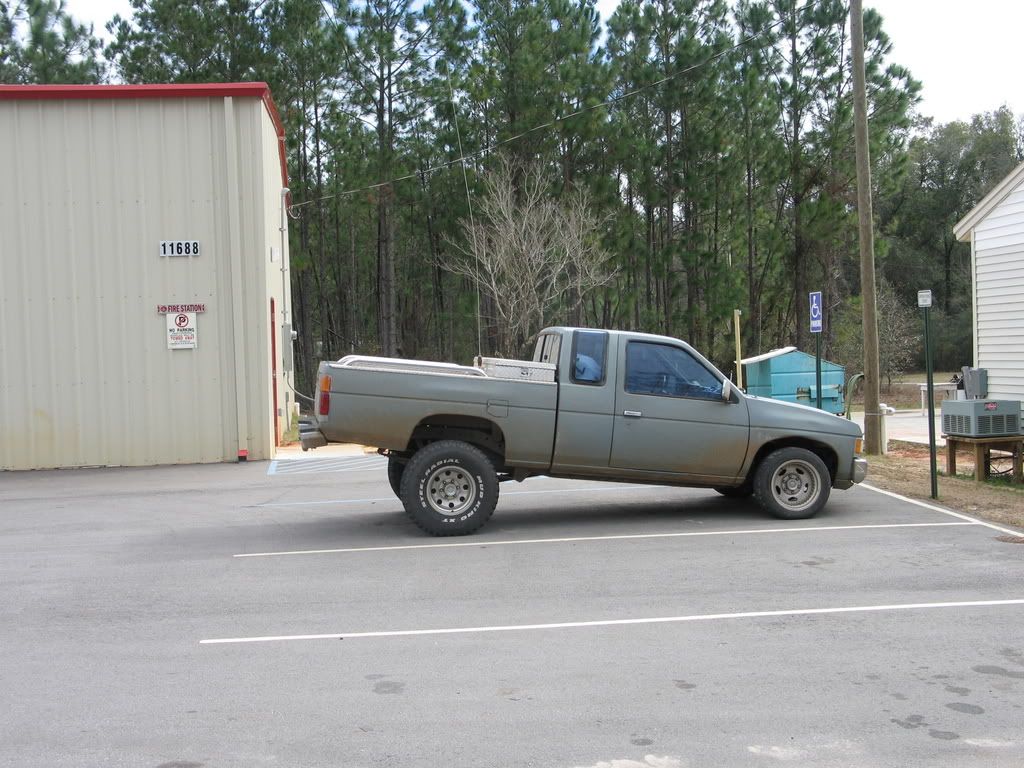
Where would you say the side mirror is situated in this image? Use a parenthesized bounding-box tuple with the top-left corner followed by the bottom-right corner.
(721, 379, 732, 402)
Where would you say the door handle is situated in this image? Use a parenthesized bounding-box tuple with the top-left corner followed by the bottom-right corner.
(623, 410, 643, 417)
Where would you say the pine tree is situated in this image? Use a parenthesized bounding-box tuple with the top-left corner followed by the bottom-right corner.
(0, 0, 103, 83)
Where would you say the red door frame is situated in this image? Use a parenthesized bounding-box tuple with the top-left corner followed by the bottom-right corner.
(270, 298, 280, 447)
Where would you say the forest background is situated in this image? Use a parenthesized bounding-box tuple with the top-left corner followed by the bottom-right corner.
(4, 0, 1022, 395)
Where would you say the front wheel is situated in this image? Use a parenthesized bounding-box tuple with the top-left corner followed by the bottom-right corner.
(753, 447, 831, 520)
(400, 440, 499, 536)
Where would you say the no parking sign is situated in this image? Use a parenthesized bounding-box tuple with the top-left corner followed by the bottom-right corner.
(167, 312, 197, 349)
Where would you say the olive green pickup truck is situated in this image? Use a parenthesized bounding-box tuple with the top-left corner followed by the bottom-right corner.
(301, 327, 867, 536)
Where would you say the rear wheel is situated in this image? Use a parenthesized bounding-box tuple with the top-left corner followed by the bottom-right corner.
(400, 440, 499, 536)
(753, 447, 831, 520)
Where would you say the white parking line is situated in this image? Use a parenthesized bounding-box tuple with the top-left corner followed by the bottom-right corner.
(861, 484, 1022, 536)
(251, 483, 660, 507)
(199, 598, 1024, 644)
(233, 521, 975, 558)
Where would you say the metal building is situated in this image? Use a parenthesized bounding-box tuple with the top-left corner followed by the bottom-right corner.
(0, 83, 295, 470)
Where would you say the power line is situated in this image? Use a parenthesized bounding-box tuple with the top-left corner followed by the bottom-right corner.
(291, 0, 816, 213)
(445, 58, 484, 358)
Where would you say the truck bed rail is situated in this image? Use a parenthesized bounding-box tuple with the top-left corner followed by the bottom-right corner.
(330, 355, 486, 378)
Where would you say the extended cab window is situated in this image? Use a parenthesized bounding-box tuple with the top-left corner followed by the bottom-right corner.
(625, 342, 722, 400)
(534, 333, 561, 365)
(571, 330, 608, 384)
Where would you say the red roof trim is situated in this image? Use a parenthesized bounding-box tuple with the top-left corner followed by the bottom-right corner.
(0, 82, 290, 191)
(0, 82, 272, 100)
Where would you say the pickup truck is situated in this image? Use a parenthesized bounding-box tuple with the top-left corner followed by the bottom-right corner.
(301, 327, 867, 536)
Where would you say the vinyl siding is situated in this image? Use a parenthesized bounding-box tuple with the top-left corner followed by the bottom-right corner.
(974, 182, 1024, 400)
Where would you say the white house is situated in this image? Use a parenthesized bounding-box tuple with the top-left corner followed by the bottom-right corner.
(953, 161, 1024, 401)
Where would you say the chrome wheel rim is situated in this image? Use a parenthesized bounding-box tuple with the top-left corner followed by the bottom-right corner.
(426, 466, 476, 516)
(771, 459, 820, 512)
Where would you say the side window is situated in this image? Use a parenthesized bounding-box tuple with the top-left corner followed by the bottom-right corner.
(571, 330, 608, 384)
(625, 342, 722, 400)
(535, 334, 561, 365)
(534, 334, 550, 362)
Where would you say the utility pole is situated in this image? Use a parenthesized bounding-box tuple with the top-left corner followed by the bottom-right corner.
(851, 0, 882, 454)
(733, 309, 744, 389)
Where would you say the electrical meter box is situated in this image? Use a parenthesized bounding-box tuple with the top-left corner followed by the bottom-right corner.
(941, 400, 1021, 437)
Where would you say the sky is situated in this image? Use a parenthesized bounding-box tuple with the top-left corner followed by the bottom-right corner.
(67, 0, 1020, 125)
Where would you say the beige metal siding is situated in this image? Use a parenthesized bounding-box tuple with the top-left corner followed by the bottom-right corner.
(258, 105, 295, 440)
(0, 95, 288, 469)
(974, 181, 1024, 400)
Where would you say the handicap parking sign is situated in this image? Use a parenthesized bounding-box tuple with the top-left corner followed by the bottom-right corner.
(809, 291, 822, 333)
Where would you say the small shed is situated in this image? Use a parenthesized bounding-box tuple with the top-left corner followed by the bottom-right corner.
(742, 347, 845, 414)
(0, 83, 295, 470)
(953, 161, 1024, 401)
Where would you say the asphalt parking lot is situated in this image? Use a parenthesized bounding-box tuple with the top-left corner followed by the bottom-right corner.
(2, 454, 1023, 768)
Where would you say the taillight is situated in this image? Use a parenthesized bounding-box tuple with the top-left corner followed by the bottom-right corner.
(318, 375, 332, 415)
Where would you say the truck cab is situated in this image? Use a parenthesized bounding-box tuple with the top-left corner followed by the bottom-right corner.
(535, 327, 749, 485)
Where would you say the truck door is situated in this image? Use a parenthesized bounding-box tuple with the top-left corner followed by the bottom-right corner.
(610, 337, 749, 480)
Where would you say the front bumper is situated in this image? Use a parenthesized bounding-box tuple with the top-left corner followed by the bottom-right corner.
(852, 457, 868, 484)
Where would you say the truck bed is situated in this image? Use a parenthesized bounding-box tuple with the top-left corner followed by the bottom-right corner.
(311, 355, 559, 468)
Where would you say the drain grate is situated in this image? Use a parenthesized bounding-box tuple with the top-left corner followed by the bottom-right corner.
(995, 535, 1024, 544)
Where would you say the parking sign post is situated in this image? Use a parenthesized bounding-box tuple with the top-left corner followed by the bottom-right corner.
(918, 289, 938, 499)
(810, 292, 823, 409)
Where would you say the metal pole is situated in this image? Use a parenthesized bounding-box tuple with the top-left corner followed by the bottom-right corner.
(815, 333, 822, 410)
(734, 309, 743, 389)
(924, 305, 938, 499)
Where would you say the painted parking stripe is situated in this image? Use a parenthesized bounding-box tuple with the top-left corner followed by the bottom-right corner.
(861, 484, 1022, 536)
(266, 457, 385, 476)
(200, 598, 1024, 644)
(274, 457, 383, 470)
(272, 461, 386, 476)
(272, 454, 380, 466)
(250, 483, 660, 508)
(234, 521, 975, 558)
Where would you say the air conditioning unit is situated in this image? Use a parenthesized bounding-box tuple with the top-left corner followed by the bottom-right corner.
(941, 400, 1021, 437)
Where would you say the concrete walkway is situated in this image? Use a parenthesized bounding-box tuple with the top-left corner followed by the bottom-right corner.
(852, 410, 943, 447)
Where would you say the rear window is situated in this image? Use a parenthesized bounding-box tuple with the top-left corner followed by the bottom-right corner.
(571, 330, 608, 385)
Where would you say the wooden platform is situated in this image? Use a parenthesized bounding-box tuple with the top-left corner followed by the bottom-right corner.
(944, 433, 1024, 483)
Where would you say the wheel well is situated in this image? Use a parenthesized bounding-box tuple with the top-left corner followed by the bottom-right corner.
(747, 438, 838, 484)
(404, 415, 506, 466)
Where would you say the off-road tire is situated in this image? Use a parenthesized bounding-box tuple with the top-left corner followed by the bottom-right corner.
(400, 440, 499, 536)
(387, 456, 406, 499)
(753, 447, 831, 520)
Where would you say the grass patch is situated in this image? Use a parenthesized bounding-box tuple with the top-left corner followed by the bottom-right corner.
(865, 440, 1023, 530)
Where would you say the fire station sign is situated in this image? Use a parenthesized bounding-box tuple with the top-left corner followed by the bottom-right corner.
(167, 312, 197, 349)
